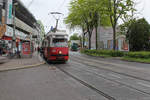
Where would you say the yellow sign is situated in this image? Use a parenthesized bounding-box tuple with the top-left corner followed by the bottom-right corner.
(0, 25, 6, 39)
(0, 16, 6, 39)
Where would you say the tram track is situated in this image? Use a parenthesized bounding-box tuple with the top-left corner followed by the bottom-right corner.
(56, 65, 116, 100)
(66, 60, 150, 96)
(44, 59, 115, 100)
(52, 61, 150, 100)
(45, 61, 116, 100)
(70, 55, 150, 83)
(43, 53, 150, 99)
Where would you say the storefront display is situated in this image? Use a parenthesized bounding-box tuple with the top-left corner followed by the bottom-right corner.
(22, 42, 31, 55)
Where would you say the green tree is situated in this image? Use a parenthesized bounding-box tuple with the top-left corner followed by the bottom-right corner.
(70, 33, 80, 40)
(105, 0, 136, 50)
(37, 20, 45, 40)
(127, 18, 150, 51)
(65, 0, 111, 49)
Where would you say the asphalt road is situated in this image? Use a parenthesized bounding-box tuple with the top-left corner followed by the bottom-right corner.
(1, 51, 150, 100)
(0, 63, 107, 100)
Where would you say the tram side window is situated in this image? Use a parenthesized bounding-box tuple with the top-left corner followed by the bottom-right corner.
(48, 38, 51, 47)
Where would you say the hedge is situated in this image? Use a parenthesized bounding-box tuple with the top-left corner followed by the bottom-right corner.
(81, 49, 124, 57)
(81, 49, 150, 59)
(126, 51, 150, 59)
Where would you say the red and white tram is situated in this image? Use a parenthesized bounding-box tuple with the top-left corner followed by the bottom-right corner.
(42, 31, 69, 62)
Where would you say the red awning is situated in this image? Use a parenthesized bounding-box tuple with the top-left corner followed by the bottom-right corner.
(2, 36, 12, 40)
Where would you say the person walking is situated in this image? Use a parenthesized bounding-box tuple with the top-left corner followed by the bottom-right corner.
(0, 47, 2, 55)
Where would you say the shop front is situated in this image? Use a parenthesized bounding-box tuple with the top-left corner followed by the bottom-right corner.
(2, 25, 33, 57)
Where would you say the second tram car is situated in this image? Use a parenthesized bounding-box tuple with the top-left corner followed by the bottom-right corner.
(42, 31, 69, 62)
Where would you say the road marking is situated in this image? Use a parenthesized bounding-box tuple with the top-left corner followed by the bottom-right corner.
(109, 74, 121, 79)
(137, 82, 150, 88)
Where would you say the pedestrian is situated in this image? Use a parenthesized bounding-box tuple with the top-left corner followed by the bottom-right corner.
(0, 47, 2, 55)
(37, 47, 40, 53)
(17, 50, 21, 58)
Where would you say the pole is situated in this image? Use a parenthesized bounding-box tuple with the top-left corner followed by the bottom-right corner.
(0, 0, 3, 39)
(12, 3, 16, 54)
(55, 19, 59, 31)
(30, 33, 32, 57)
(0, 0, 3, 25)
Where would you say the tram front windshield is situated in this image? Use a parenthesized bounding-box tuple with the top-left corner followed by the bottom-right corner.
(52, 38, 68, 47)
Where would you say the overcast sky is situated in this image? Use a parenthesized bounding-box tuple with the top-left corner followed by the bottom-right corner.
(21, 0, 150, 34)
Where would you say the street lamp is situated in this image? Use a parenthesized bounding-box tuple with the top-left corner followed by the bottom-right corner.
(12, 2, 18, 54)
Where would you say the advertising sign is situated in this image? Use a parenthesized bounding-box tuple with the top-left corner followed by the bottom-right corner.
(5, 0, 12, 24)
(5, 25, 13, 37)
(5, 25, 27, 39)
(22, 42, 31, 55)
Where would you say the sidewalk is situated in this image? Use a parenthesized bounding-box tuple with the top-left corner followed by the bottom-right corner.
(0, 56, 8, 64)
(0, 52, 45, 72)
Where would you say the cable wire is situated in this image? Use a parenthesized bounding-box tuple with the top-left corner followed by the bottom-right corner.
(28, 0, 34, 8)
(57, 0, 66, 11)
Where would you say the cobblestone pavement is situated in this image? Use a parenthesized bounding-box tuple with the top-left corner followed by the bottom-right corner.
(0, 52, 45, 71)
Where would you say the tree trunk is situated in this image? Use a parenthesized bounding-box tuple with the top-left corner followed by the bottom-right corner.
(83, 33, 85, 48)
(113, 25, 116, 50)
(88, 33, 91, 50)
(95, 26, 98, 50)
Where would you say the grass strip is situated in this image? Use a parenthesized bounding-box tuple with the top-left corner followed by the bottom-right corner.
(123, 57, 150, 63)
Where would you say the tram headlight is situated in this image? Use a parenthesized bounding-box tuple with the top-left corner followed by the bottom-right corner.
(59, 51, 62, 54)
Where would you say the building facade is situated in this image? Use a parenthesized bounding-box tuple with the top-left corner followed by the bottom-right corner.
(0, 0, 40, 57)
(86, 26, 129, 51)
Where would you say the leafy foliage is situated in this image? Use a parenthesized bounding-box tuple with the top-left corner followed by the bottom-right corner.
(118, 19, 136, 35)
(65, 0, 111, 49)
(81, 49, 150, 59)
(127, 18, 150, 51)
(104, 0, 136, 50)
(70, 33, 80, 40)
(126, 51, 150, 59)
(81, 49, 124, 57)
(37, 20, 45, 40)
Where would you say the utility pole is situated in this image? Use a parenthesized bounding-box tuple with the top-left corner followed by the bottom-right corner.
(0, 0, 3, 39)
(0, 0, 3, 25)
(12, 2, 18, 54)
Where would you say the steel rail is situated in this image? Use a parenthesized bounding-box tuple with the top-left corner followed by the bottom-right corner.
(65, 60, 150, 96)
(57, 65, 116, 100)
(71, 55, 150, 83)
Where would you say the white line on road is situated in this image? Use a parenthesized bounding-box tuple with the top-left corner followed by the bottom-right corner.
(137, 82, 150, 88)
(109, 74, 121, 79)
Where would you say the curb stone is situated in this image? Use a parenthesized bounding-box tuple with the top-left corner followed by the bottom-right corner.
(0, 62, 46, 72)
